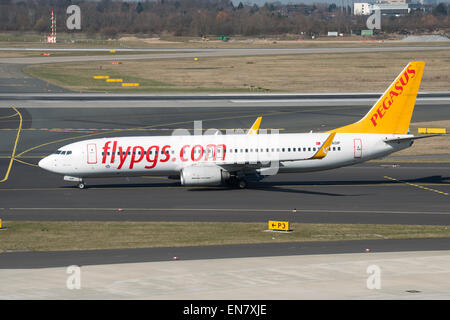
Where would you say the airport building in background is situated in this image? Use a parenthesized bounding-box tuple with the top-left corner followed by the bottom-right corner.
(353, 1, 412, 15)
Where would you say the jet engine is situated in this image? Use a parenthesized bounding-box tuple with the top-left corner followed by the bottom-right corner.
(180, 165, 230, 186)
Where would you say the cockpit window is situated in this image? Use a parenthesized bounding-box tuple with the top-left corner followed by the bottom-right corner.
(54, 150, 72, 155)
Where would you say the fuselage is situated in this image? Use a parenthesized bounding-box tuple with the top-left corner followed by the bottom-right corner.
(38, 132, 413, 179)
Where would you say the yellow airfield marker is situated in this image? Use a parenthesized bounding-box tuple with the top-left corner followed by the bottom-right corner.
(122, 83, 140, 87)
(418, 128, 446, 134)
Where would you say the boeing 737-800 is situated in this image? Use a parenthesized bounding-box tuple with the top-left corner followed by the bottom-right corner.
(39, 61, 434, 189)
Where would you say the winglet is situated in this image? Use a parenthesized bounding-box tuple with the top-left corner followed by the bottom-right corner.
(247, 117, 262, 135)
(310, 132, 336, 160)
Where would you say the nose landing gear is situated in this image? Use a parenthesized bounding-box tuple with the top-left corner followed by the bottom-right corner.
(64, 176, 85, 189)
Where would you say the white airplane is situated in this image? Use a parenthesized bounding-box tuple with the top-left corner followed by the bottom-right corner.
(39, 61, 434, 189)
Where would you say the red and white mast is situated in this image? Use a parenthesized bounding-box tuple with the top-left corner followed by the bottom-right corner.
(47, 9, 56, 43)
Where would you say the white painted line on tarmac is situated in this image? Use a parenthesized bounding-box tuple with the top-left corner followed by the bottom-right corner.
(5, 207, 450, 215)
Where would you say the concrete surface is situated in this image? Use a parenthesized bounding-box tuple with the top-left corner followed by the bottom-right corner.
(1, 250, 450, 299)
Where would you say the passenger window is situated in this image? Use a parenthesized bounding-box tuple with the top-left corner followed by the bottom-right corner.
(338, 147, 341, 151)
(288, 148, 291, 152)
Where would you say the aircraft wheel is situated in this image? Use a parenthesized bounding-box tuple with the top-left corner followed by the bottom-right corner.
(78, 182, 86, 189)
(238, 179, 247, 189)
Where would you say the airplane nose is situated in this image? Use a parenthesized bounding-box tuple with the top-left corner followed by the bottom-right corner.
(38, 156, 50, 170)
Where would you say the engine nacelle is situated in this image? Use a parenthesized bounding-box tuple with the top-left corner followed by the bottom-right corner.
(180, 165, 230, 186)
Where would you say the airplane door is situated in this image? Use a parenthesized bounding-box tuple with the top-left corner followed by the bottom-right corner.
(87, 143, 97, 164)
(354, 139, 362, 158)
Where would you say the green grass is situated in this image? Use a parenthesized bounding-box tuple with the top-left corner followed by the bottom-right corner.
(22, 50, 450, 93)
(1, 221, 450, 252)
(24, 65, 172, 89)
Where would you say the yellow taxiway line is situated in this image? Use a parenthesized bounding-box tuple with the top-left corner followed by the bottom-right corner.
(384, 176, 448, 196)
(0, 106, 22, 183)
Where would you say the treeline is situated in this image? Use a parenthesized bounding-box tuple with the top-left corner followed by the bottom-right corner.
(0, 0, 448, 37)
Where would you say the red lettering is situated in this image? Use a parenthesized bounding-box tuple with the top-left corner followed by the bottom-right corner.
(111, 141, 117, 164)
(129, 146, 144, 169)
(118, 146, 131, 169)
(145, 145, 159, 169)
(389, 90, 399, 100)
(160, 145, 170, 163)
(407, 66, 416, 78)
(376, 105, 386, 119)
(202, 144, 228, 161)
(399, 72, 409, 86)
(102, 141, 111, 164)
(191, 145, 203, 162)
(382, 97, 391, 110)
(370, 113, 379, 127)
(180, 145, 190, 162)
(394, 81, 403, 95)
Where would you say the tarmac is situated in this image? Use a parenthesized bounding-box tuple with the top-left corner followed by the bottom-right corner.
(1, 250, 450, 299)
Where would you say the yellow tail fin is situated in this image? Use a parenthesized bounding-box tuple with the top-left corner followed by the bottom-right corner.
(331, 61, 425, 134)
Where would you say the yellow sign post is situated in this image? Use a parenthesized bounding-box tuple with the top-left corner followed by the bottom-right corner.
(268, 220, 291, 232)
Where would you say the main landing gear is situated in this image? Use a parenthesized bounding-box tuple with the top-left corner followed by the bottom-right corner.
(228, 177, 247, 189)
(237, 179, 247, 189)
(77, 182, 86, 189)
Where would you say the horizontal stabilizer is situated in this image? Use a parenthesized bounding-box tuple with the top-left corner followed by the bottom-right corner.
(384, 134, 445, 143)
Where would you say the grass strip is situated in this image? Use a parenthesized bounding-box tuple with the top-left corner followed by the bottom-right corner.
(1, 221, 450, 252)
